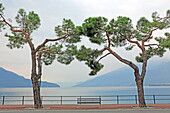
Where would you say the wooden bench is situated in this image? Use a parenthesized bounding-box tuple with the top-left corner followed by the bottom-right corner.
(77, 97, 101, 104)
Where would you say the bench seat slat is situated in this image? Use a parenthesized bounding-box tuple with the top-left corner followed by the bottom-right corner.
(77, 98, 101, 104)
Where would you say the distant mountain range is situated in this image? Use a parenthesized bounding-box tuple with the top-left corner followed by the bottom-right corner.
(75, 59, 170, 87)
(0, 67, 60, 87)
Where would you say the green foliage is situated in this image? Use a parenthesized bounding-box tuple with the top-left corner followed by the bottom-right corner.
(135, 10, 170, 63)
(5, 32, 27, 49)
(81, 17, 108, 45)
(77, 10, 170, 75)
(113, 16, 133, 34)
(15, 9, 41, 33)
(125, 44, 135, 51)
(106, 16, 134, 47)
(0, 4, 4, 15)
(55, 19, 81, 44)
(42, 43, 63, 65)
(42, 43, 78, 65)
(136, 47, 166, 62)
(156, 33, 170, 50)
(85, 59, 104, 76)
(42, 53, 56, 65)
(4, 9, 40, 49)
(76, 45, 103, 75)
(53, 19, 84, 66)
(0, 3, 6, 31)
(55, 19, 74, 37)
(152, 10, 170, 29)
(135, 10, 170, 41)
(167, 10, 170, 17)
(76, 45, 101, 61)
(152, 12, 160, 21)
(135, 17, 160, 41)
(57, 45, 77, 65)
(15, 9, 27, 28)
(136, 17, 152, 33)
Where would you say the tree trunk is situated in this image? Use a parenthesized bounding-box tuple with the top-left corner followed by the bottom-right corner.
(31, 51, 43, 109)
(136, 79, 147, 107)
(31, 77, 42, 109)
(107, 48, 147, 108)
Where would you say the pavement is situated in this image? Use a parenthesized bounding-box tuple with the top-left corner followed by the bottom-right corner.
(0, 104, 170, 110)
(0, 109, 170, 113)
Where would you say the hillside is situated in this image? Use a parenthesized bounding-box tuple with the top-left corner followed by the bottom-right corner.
(75, 60, 170, 87)
(0, 67, 60, 87)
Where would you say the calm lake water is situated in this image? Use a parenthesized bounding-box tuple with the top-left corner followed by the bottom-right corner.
(0, 86, 170, 105)
(0, 86, 170, 96)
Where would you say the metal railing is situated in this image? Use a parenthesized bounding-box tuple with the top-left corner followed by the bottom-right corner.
(1, 95, 170, 105)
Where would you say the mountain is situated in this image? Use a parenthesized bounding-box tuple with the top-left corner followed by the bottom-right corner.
(74, 60, 170, 87)
(0, 67, 60, 87)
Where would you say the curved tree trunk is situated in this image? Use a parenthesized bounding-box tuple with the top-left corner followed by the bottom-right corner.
(107, 48, 147, 107)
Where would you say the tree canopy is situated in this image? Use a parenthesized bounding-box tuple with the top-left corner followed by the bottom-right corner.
(75, 10, 170, 75)
(0, 3, 81, 108)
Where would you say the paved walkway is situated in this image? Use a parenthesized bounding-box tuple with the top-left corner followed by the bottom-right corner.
(0, 109, 170, 113)
(0, 104, 170, 110)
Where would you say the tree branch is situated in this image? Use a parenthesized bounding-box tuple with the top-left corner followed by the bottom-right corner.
(97, 53, 111, 62)
(144, 44, 160, 48)
(97, 47, 107, 53)
(35, 33, 73, 53)
(105, 30, 111, 48)
(104, 30, 140, 78)
(0, 14, 35, 50)
(41, 50, 64, 55)
(140, 26, 161, 77)
(106, 47, 140, 78)
(156, 16, 170, 22)
(118, 32, 143, 50)
(142, 25, 160, 43)
(0, 14, 27, 34)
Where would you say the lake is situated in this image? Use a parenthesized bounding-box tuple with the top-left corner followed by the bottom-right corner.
(1, 86, 170, 96)
(0, 86, 170, 105)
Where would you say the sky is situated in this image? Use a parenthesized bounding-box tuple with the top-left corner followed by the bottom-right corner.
(0, 0, 170, 87)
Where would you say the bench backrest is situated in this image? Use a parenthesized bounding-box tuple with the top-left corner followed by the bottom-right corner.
(77, 98, 101, 104)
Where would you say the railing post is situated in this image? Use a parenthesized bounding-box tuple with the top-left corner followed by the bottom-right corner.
(22, 96, 24, 105)
(61, 96, 62, 105)
(117, 95, 119, 104)
(135, 95, 138, 104)
(2, 96, 5, 105)
(80, 96, 81, 105)
(153, 95, 156, 104)
(41, 96, 43, 104)
(99, 96, 101, 105)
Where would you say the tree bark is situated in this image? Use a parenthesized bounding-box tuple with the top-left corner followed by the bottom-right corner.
(31, 51, 43, 109)
(31, 77, 42, 109)
(136, 78, 146, 107)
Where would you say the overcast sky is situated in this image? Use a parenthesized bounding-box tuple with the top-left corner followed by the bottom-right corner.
(0, 0, 170, 87)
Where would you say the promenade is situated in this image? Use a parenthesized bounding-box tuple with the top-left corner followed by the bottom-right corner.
(0, 104, 170, 113)
(0, 104, 169, 113)
(0, 104, 170, 110)
(0, 109, 170, 113)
